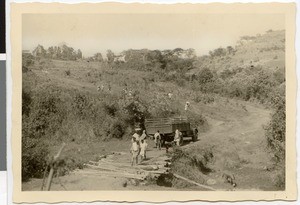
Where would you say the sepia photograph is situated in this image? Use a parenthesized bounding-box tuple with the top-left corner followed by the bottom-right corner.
(11, 2, 296, 203)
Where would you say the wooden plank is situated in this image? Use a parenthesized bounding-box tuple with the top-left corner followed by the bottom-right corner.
(173, 173, 216, 191)
(85, 163, 141, 174)
(79, 169, 145, 177)
(77, 170, 146, 180)
(88, 161, 170, 175)
(97, 161, 161, 172)
(86, 163, 137, 173)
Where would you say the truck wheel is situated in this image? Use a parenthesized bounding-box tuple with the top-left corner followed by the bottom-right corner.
(179, 137, 184, 146)
(192, 134, 197, 142)
(162, 139, 166, 147)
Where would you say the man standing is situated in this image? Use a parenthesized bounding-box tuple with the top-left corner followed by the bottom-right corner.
(185, 101, 190, 112)
(132, 130, 140, 142)
(130, 137, 139, 166)
(194, 128, 199, 141)
(140, 130, 147, 142)
(154, 130, 161, 150)
(140, 139, 148, 161)
(174, 129, 182, 146)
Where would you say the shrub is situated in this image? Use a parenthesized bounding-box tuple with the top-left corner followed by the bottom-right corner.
(65, 69, 71, 76)
(22, 53, 34, 67)
(170, 147, 214, 188)
(265, 93, 285, 189)
(103, 102, 118, 117)
(265, 94, 285, 163)
(100, 116, 126, 140)
(109, 120, 126, 139)
(22, 88, 32, 116)
(192, 92, 215, 104)
(197, 67, 214, 84)
(22, 137, 49, 181)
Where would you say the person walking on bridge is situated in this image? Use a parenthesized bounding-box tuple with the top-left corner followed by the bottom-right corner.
(140, 130, 147, 142)
(130, 137, 139, 166)
(132, 130, 140, 142)
(140, 139, 148, 161)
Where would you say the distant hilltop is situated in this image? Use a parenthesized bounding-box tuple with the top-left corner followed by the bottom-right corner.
(188, 29, 285, 76)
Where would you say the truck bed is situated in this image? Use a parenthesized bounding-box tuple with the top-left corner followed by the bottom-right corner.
(145, 117, 191, 135)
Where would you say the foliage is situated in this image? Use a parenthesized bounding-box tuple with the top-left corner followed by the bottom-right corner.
(22, 53, 35, 68)
(32, 44, 83, 61)
(192, 92, 215, 104)
(106, 50, 115, 64)
(65, 69, 71, 76)
(264, 91, 285, 188)
(88, 53, 104, 62)
(209, 47, 227, 58)
(265, 93, 285, 163)
(170, 147, 214, 188)
(22, 132, 50, 181)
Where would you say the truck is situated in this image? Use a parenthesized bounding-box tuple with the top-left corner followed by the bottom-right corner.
(144, 117, 197, 146)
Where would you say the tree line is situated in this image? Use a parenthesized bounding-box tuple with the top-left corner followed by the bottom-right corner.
(32, 44, 82, 60)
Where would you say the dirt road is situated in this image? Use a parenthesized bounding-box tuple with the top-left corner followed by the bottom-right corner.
(182, 101, 276, 190)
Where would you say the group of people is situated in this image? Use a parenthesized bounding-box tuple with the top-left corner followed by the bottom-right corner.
(130, 130, 148, 166)
(130, 128, 194, 166)
(154, 129, 183, 147)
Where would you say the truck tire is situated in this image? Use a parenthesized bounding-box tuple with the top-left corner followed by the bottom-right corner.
(192, 134, 198, 142)
(162, 139, 166, 147)
(179, 137, 184, 146)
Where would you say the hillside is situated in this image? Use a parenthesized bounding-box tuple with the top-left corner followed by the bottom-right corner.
(190, 30, 285, 75)
(22, 30, 285, 191)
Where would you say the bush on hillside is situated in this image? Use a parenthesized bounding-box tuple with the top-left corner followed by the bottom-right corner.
(22, 53, 35, 67)
(22, 88, 32, 116)
(170, 147, 214, 188)
(264, 93, 285, 188)
(265, 94, 285, 163)
(197, 67, 214, 84)
(192, 92, 215, 104)
(22, 137, 49, 181)
(22, 88, 65, 139)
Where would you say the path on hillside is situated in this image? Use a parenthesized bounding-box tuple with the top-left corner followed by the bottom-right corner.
(182, 101, 274, 190)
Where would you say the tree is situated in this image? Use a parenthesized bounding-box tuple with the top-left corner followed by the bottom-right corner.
(145, 50, 163, 65)
(77, 49, 83, 59)
(197, 67, 214, 84)
(106, 50, 115, 64)
(32, 45, 46, 58)
(186, 48, 196, 59)
(226, 46, 235, 55)
(92, 53, 103, 62)
(61, 45, 75, 60)
(56, 47, 62, 59)
(47, 46, 55, 58)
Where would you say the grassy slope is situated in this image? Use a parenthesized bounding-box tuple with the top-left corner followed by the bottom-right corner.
(24, 57, 274, 190)
(189, 30, 285, 75)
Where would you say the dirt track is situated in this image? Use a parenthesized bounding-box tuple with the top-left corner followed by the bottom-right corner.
(182, 101, 275, 190)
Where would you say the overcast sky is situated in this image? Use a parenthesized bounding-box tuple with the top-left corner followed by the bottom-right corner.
(22, 14, 285, 57)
